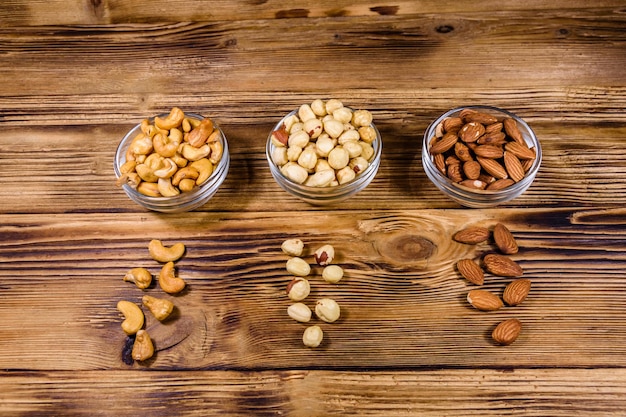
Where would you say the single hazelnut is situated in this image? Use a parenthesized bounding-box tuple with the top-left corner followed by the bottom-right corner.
(302, 325, 324, 348)
(286, 278, 310, 302)
(281, 238, 304, 257)
(315, 298, 341, 323)
(322, 265, 344, 283)
(314, 244, 335, 266)
(286, 257, 311, 277)
(287, 303, 312, 323)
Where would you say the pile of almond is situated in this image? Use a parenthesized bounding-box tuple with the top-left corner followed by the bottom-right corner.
(429, 108, 537, 191)
(453, 223, 531, 345)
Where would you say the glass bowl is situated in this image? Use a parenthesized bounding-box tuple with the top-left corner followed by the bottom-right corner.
(422, 106, 541, 208)
(266, 106, 382, 205)
(114, 112, 230, 213)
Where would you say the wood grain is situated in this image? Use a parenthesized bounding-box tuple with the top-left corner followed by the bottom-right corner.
(1, 1, 625, 415)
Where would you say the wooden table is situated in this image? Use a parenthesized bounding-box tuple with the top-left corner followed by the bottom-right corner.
(1, 1, 626, 415)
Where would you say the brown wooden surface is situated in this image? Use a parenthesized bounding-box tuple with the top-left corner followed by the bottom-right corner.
(1, 1, 626, 416)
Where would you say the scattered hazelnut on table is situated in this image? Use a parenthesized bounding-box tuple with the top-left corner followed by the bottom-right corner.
(302, 325, 324, 348)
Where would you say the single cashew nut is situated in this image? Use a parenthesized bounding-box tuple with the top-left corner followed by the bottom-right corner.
(142, 295, 174, 321)
(153, 158, 178, 179)
(135, 163, 159, 183)
(153, 132, 180, 158)
(171, 166, 199, 186)
(132, 329, 155, 362)
(158, 261, 186, 294)
(137, 182, 161, 197)
(178, 178, 196, 192)
(154, 107, 185, 130)
(157, 178, 180, 197)
(123, 267, 152, 289)
(189, 158, 214, 185)
(140, 119, 157, 138)
(208, 140, 223, 164)
(181, 143, 211, 161)
(148, 239, 185, 262)
(117, 300, 145, 335)
(186, 118, 214, 147)
(129, 133, 154, 156)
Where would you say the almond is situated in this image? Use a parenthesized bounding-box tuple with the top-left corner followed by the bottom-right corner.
(474, 145, 504, 159)
(486, 178, 515, 191)
(492, 318, 522, 345)
(442, 117, 463, 133)
(483, 253, 523, 277)
(458, 179, 487, 190)
(459, 122, 485, 143)
(477, 131, 507, 145)
(503, 151, 525, 182)
(503, 278, 531, 306)
(493, 222, 518, 254)
(454, 142, 473, 162)
(457, 259, 484, 285)
(462, 160, 481, 180)
(463, 111, 499, 125)
(434, 153, 446, 175)
(504, 141, 535, 160)
(484, 122, 504, 134)
(503, 117, 524, 144)
(453, 226, 490, 244)
(477, 157, 508, 179)
(430, 132, 458, 154)
(467, 289, 503, 311)
(447, 163, 463, 182)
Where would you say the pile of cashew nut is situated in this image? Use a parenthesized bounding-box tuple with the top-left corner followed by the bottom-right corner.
(116, 239, 188, 363)
(116, 107, 223, 197)
(270, 99, 377, 187)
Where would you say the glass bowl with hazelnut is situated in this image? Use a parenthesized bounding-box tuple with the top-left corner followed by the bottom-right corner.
(266, 99, 382, 205)
(422, 105, 541, 208)
(114, 108, 230, 212)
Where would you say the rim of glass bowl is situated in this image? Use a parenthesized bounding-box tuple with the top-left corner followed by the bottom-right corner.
(422, 105, 542, 207)
(265, 108, 382, 204)
(114, 112, 230, 211)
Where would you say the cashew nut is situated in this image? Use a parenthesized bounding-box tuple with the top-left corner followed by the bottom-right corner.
(153, 132, 180, 158)
(157, 178, 180, 197)
(208, 140, 223, 165)
(158, 261, 186, 294)
(148, 239, 185, 263)
(186, 118, 214, 147)
(123, 267, 152, 289)
(189, 158, 213, 185)
(132, 329, 154, 362)
(117, 300, 145, 335)
(181, 143, 211, 161)
(140, 119, 157, 138)
(154, 107, 185, 130)
(142, 295, 174, 321)
(178, 178, 196, 192)
(137, 182, 161, 197)
(171, 166, 199, 186)
(116, 172, 141, 189)
(135, 163, 159, 183)
(129, 133, 154, 156)
(153, 158, 178, 179)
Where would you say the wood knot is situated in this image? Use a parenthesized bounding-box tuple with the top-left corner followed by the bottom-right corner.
(375, 233, 436, 265)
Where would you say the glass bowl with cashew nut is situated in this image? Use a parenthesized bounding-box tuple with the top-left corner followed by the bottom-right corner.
(422, 105, 541, 208)
(266, 99, 382, 205)
(114, 107, 230, 212)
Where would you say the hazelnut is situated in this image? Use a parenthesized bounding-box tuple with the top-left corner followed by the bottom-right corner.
(281, 239, 304, 257)
(287, 303, 312, 323)
(315, 298, 341, 323)
(302, 325, 324, 348)
(286, 278, 310, 302)
(286, 257, 311, 277)
(314, 244, 335, 266)
(322, 265, 344, 283)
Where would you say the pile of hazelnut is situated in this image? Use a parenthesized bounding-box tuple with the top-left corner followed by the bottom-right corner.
(281, 238, 344, 347)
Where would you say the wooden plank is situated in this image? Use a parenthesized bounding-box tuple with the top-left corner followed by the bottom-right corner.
(1, 209, 625, 370)
(1, 369, 626, 416)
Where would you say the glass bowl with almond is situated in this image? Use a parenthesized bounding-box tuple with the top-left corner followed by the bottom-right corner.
(422, 106, 541, 208)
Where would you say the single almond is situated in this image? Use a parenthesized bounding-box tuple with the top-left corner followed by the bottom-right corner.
(483, 253, 523, 277)
(459, 122, 485, 143)
(486, 178, 515, 191)
(457, 259, 484, 285)
(474, 145, 504, 159)
(454, 142, 473, 162)
(504, 151, 526, 182)
(430, 132, 458, 154)
(453, 226, 490, 244)
(504, 141, 535, 160)
(477, 157, 508, 179)
(447, 163, 463, 182)
(443, 117, 463, 133)
(521, 157, 535, 172)
(477, 131, 507, 145)
(493, 222, 519, 254)
(503, 278, 531, 306)
(492, 318, 522, 345)
(467, 289, 503, 311)
(458, 179, 487, 190)
(484, 122, 504, 134)
(462, 160, 482, 180)
(503, 117, 524, 144)
(463, 111, 499, 125)
(434, 153, 446, 175)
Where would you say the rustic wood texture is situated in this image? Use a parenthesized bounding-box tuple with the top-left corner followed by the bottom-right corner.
(1, 1, 626, 415)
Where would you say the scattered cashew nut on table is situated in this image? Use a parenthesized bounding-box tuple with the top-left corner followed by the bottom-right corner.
(117, 300, 145, 335)
(158, 261, 186, 294)
(148, 239, 186, 263)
